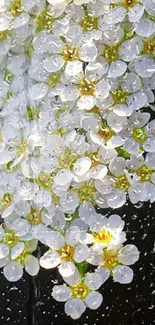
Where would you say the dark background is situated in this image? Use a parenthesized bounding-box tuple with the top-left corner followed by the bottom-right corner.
(0, 201, 155, 325)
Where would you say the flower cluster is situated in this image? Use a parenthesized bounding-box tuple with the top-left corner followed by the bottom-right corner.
(40, 211, 139, 319)
(0, 0, 154, 319)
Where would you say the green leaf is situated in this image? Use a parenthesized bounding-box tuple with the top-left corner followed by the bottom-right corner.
(76, 261, 89, 276)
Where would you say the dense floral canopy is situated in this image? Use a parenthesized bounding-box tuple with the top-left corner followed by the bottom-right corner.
(0, 0, 155, 319)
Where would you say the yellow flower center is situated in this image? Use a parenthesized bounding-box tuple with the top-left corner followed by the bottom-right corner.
(9, 0, 23, 17)
(3, 232, 19, 248)
(59, 245, 74, 262)
(15, 250, 27, 266)
(136, 165, 152, 182)
(47, 73, 61, 88)
(72, 283, 89, 300)
(36, 10, 54, 32)
(87, 152, 99, 168)
(104, 46, 119, 63)
(123, 28, 135, 41)
(3, 91, 13, 106)
(0, 193, 13, 211)
(59, 150, 77, 169)
(37, 172, 53, 191)
(79, 79, 95, 96)
(16, 141, 28, 158)
(4, 70, 13, 83)
(98, 126, 113, 140)
(112, 87, 128, 105)
(132, 128, 148, 143)
(0, 31, 9, 42)
(122, 0, 137, 8)
(109, 4, 117, 9)
(95, 230, 112, 244)
(89, 106, 100, 114)
(52, 193, 60, 206)
(143, 40, 155, 56)
(62, 47, 78, 62)
(77, 184, 96, 203)
(115, 174, 130, 191)
(27, 209, 42, 226)
(81, 14, 98, 32)
(104, 252, 118, 270)
(52, 128, 68, 138)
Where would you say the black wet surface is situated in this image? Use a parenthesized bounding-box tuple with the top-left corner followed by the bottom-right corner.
(0, 201, 155, 325)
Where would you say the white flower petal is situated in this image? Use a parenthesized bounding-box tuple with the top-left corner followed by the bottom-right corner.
(114, 104, 132, 117)
(94, 80, 110, 100)
(127, 92, 147, 111)
(123, 138, 139, 155)
(11, 242, 25, 260)
(74, 244, 90, 263)
(63, 267, 81, 286)
(60, 192, 79, 213)
(85, 292, 103, 310)
(4, 261, 23, 282)
(29, 83, 48, 100)
(106, 189, 126, 209)
(143, 138, 155, 152)
(113, 265, 134, 284)
(44, 55, 64, 72)
(25, 239, 38, 252)
(2, 204, 14, 219)
(98, 146, 118, 164)
(86, 246, 103, 266)
(136, 17, 155, 37)
(24, 255, 40, 276)
(135, 56, 155, 78)
(121, 72, 141, 93)
(109, 157, 126, 176)
(79, 43, 98, 62)
(85, 62, 106, 81)
(107, 111, 127, 133)
(34, 189, 52, 208)
(118, 245, 139, 265)
(84, 272, 103, 290)
(60, 86, 79, 102)
(104, 7, 126, 25)
(11, 218, 30, 236)
(77, 95, 96, 110)
(54, 169, 73, 186)
(66, 226, 81, 246)
(0, 243, 9, 259)
(65, 298, 86, 319)
(73, 157, 91, 176)
(91, 165, 108, 180)
(65, 60, 83, 76)
(0, 256, 9, 268)
(52, 285, 72, 302)
(96, 266, 110, 283)
(0, 151, 12, 165)
(108, 60, 127, 78)
(88, 213, 107, 232)
(46, 231, 65, 250)
(128, 4, 144, 23)
(40, 250, 61, 269)
(128, 183, 147, 204)
(59, 261, 76, 277)
(107, 214, 125, 233)
(12, 12, 29, 29)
